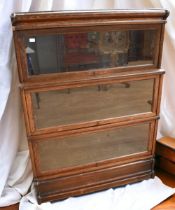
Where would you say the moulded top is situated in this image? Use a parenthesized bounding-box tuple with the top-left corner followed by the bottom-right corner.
(11, 9, 169, 30)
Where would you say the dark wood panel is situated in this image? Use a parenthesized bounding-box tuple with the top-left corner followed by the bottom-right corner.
(156, 157, 175, 176)
(35, 158, 154, 203)
(0, 204, 19, 210)
(156, 138, 175, 162)
(2, 169, 175, 210)
(156, 143, 175, 162)
(156, 137, 175, 175)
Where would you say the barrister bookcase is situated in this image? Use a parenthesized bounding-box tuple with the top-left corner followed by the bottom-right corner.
(11, 9, 169, 203)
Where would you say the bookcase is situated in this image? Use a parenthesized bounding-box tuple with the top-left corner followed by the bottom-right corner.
(11, 9, 169, 203)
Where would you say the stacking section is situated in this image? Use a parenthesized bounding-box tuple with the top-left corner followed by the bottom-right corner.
(11, 9, 169, 203)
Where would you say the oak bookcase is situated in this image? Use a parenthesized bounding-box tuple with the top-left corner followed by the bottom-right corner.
(11, 9, 169, 203)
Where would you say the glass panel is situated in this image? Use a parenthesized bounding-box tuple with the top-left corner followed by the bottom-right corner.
(38, 123, 149, 172)
(31, 79, 154, 129)
(25, 30, 156, 75)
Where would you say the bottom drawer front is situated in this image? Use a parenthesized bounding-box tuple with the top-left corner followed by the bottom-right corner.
(35, 158, 154, 203)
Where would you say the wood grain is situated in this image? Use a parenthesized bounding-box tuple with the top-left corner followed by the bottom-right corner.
(1, 169, 174, 210)
(0, 204, 19, 210)
(156, 137, 175, 175)
(157, 137, 175, 149)
(11, 9, 169, 203)
(152, 170, 175, 210)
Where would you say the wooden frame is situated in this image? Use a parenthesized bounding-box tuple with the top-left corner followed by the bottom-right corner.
(14, 24, 162, 83)
(30, 119, 156, 177)
(11, 9, 169, 204)
(21, 69, 163, 136)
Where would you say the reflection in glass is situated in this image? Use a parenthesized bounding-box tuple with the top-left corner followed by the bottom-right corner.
(25, 30, 156, 75)
(31, 79, 154, 129)
(38, 123, 149, 172)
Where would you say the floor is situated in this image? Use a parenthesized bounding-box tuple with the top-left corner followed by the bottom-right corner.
(152, 170, 175, 210)
(1, 169, 175, 210)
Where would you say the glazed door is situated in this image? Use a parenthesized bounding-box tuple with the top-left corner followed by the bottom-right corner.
(21, 74, 160, 135)
(14, 24, 161, 82)
(31, 120, 155, 176)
